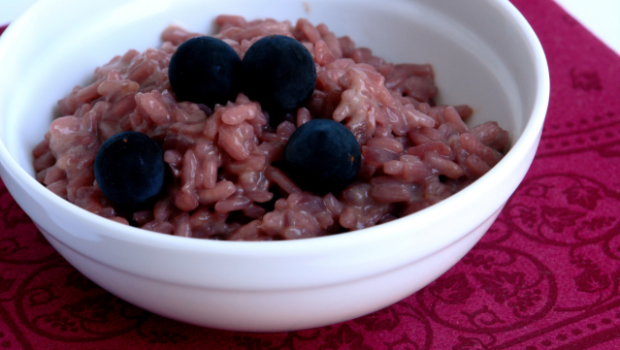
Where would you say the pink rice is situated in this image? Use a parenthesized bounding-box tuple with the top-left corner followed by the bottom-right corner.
(32, 16, 509, 241)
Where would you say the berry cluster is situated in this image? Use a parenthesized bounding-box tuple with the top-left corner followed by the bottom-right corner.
(95, 35, 360, 209)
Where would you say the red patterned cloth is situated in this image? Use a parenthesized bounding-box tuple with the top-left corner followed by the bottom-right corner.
(2, 0, 620, 348)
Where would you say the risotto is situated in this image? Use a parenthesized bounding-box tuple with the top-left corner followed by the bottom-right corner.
(32, 15, 509, 241)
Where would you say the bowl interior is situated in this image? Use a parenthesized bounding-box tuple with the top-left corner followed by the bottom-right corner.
(0, 0, 537, 179)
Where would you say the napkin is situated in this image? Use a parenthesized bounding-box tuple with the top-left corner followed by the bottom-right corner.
(1, 0, 620, 348)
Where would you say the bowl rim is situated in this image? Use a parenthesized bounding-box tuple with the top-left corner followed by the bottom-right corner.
(0, 0, 550, 255)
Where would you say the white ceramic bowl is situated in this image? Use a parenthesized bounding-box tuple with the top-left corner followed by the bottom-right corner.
(0, 0, 548, 332)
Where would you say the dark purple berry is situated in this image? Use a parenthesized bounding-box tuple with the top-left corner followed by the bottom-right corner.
(242, 35, 316, 127)
(169, 36, 241, 108)
(94, 131, 165, 209)
(284, 119, 361, 194)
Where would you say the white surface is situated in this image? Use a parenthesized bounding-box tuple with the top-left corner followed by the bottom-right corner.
(0, 0, 548, 331)
(2, 1, 619, 52)
(0, 0, 38, 25)
(41, 209, 500, 331)
(555, 0, 620, 54)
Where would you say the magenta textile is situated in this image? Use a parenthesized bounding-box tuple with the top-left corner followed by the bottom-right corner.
(2, 0, 620, 348)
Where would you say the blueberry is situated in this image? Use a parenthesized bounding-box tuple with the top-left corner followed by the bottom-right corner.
(169, 36, 241, 108)
(94, 131, 165, 209)
(284, 119, 361, 194)
(242, 35, 316, 127)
